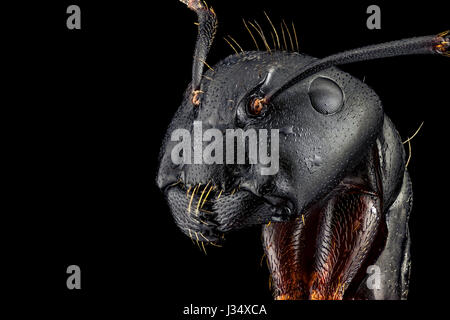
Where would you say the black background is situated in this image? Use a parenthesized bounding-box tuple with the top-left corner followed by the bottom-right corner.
(9, 0, 449, 317)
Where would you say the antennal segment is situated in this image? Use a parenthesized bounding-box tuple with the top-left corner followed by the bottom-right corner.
(262, 31, 449, 103)
(180, 0, 218, 105)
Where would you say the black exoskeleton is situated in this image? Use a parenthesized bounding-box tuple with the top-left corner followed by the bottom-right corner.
(157, 0, 449, 300)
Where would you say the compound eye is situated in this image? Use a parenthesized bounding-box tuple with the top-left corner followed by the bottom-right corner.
(308, 77, 344, 115)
